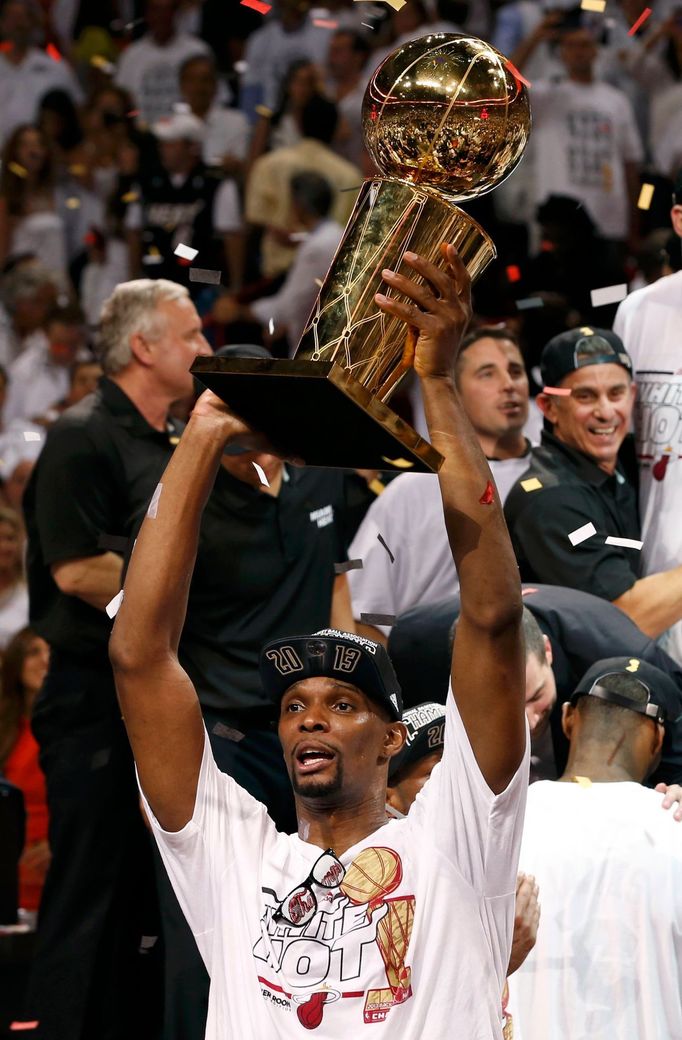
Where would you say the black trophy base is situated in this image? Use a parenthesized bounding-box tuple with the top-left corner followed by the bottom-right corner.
(191, 357, 443, 473)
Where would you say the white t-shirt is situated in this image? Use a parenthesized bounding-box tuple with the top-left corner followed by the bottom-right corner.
(0, 48, 82, 145)
(530, 79, 643, 239)
(613, 269, 682, 664)
(115, 33, 210, 127)
(4, 334, 70, 425)
(348, 453, 533, 631)
(0, 582, 29, 650)
(250, 219, 343, 354)
(141, 691, 529, 1039)
(201, 105, 250, 166)
(510, 780, 682, 1040)
(240, 17, 330, 112)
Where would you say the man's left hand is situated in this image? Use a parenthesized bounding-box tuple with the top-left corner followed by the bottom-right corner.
(374, 242, 472, 381)
(656, 782, 682, 822)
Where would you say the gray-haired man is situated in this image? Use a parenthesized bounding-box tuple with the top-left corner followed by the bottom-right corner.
(19, 279, 211, 1040)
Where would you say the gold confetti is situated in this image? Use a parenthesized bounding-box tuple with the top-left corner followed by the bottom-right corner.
(521, 477, 542, 492)
(314, 278, 323, 288)
(637, 183, 655, 210)
(121, 191, 139, 204)
(579, 326, 594, 335)
(68, 163, 87, 176)
(255, 104, 273, 118)
(380, 456, 413, 469)
(580, 0, 605, 10)
(626, 658, 641, 672)
(90, 54, 115, 74)
(572, 775, 592, 787)
(8, 161, 28, 178)
(65, 197, 81, 209)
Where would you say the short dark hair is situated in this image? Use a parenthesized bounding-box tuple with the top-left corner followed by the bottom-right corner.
(455, 325, 522, 382)
(291, 171, 333, 220)
(575, 673, 652, 741)
(45, 302, 85, 328)
(179, 53, 216, 80)
(69, 357, 100, 384)
(300, 95, 338, 145)
(522, 607, 546, 664)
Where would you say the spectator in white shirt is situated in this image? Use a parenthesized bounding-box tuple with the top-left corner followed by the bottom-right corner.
(529, 26, 643, 250)
(0, 504, 28, 648)
(213, 171, 343, 354)
(4, 301, 87, 425)
(0, 257, 59, 368)
(326, 30, 371, 170)
(348, 327, 533, 643)
(0, 0, 82, 146)
(115, 0, 210, 128)
(179, 54, 250, 176)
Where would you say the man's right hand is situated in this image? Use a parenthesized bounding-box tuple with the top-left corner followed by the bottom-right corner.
(191, 390, 304, 465)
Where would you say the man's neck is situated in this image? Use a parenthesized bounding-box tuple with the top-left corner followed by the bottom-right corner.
(333, 70, 360, 99)
(569, 70, 593, 85)
(150, 31, 176, 46)
(296, 793, 389, 856)
(479, 430, 527, 461)
(109, 371, 172, 432)
(559, 753, 641, 784)
(190, 99, 211, 119)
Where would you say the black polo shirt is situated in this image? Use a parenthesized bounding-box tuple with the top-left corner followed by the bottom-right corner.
(387, 585, 682, 785)
(24, 378, 182, 662)
(503, 430, 641, 601)
(179, 465, 348, 717)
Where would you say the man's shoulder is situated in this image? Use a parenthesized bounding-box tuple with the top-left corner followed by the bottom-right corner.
(505, 445, 577, 509)
(618, 270, 682, 319)
(44, 391, 111, 446)
(375, 472, 443, 514)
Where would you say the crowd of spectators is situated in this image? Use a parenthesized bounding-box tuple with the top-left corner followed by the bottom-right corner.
(0, 0, 681, 1037)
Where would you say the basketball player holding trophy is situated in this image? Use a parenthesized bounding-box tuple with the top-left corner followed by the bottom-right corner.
(111, 34, 531, 1039)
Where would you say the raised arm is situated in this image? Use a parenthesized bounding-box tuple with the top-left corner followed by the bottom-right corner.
(109, 398, 258, 831)
(375, 245, 526, 793)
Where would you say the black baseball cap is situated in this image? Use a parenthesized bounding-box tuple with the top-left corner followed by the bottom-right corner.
(214, 343, 273, 360)
(260, 629, 403, 720)
(570, 656, 682, 728)
(540, 327, 632, 389)
(388, 701, 446, 779)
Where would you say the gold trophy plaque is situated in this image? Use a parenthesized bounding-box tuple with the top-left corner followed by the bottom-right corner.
(193, 33, 531, 471)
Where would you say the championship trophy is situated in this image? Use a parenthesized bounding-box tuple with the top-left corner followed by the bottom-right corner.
(192, 33, 531, 471)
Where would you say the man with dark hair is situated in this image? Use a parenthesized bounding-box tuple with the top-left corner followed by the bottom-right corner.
(348, 325, 532, 643)
(110, 244, 530, 1037)
(510, 657, 682, 1040)
(179, 53, 250, 175)
(388, 583, 682, 786)
(504, 326, 682, 643)
(213, 172, 343, 353)
(245, 95, 361, 279)
(326, 29, 372, 167)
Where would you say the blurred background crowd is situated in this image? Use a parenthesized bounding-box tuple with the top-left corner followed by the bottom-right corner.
(0, 0, 681, 1037)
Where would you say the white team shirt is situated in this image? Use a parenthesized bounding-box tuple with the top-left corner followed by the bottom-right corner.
(115, 33, 210, 127)
(0, 48, 82, 145)
(614, 270, 682, 664)
(141, 690, 529, 1039)
(529, 79, 643, 239)
(510, 780, 682, 1040)
(348, 456, 532, 631)
(4, 334, 70, 425)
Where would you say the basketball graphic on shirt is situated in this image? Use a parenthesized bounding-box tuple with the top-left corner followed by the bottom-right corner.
(340, 847, 403, 905)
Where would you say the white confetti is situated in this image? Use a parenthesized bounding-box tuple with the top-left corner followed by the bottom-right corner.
(590, 284, 628, 308)
(253, 462, 270, 487)
(106, 589, 124, 619)
(174, 242, 198, 261)
(605, 535, 643, 550)
(268, 318, 275, 335)
(147, 482, 163, 518)
(568, 521, 597, 546)
(23, 430, 41, 442)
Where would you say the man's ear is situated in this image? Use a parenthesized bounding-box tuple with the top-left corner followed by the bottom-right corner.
(561, 701, 575, 740)
(670, 204, 682, 239)
(128, 330, 154, 368)
(543, 634, 553, 668)
(384, 721, 407, 762)
(536, 393, 558, 423)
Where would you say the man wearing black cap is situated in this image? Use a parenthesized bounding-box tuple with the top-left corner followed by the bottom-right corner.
(510, 656, 682, 1040)
(504, 326, 682, 641)
(614, 168, 682, 665)
(110, 244, 529, 1038)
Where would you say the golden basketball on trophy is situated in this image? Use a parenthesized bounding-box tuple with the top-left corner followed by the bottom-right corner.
(193, 33, 531, 471)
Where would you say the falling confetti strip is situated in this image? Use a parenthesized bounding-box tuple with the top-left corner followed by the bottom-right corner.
(189, 267, 222, 284)
(542, 386, 572, 396)
(380, 455, 413, 468)
(45, 43, 62, 61)
(580, 0, 606, 10)
(360, 612, 397, 625)
(637, 183, 655, 210)
(377, 533, 395, 563)
(90, 54, 115, 74)
(505, 59, 531, 88)
(253, 462, 270, 487)
(105, 589, 124, 619)
(516, 297, 544, 311)
(174, 242, 198, 261)
(628, 6, 652, 34)
(506, 264, 522, 283)
(121, 191, 139, 204)
(590, 284, 628, 307)
(313, 17, 339, 27)
(568, 521, 597, 546)
(334, 559, 364, 574)
(65, 197, 81, 209)
(240, 0, 272, 12)
(521, 477, 543, 492)
(23, 431, 41, 442)
(8, 161, 28, 178)
(604, 535, 643, 549)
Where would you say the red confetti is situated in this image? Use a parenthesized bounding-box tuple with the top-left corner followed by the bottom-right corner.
(240, 0, 271, 12)
(176, 256, 191, 267)
(370, 106, 378, 122)
(542, 386, 572, 396)
(479, 480, 494, 505)
(521, 588, 539, 596)
(628, 6, 652, 35)
(45, 42, 62, 61)
(506, 264, 522, 283)
(127, 109, 139, 118)
(10, 1025, 39, 1033)
(480, 107, 489, 120)
(505, 59, 531, 88)
(312, 18, 339, 28)
(0, 40, 13, 52)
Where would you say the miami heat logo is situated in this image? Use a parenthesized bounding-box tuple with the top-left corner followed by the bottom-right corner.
(254, 847, 415, 1028)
